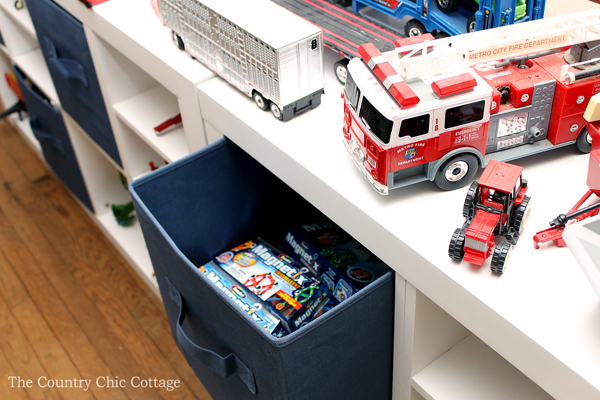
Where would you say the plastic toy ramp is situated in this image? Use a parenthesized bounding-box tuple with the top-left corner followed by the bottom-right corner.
(563, 214, 600, 299)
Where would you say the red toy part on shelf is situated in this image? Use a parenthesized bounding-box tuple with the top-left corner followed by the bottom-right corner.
(533, 100, 600, 249)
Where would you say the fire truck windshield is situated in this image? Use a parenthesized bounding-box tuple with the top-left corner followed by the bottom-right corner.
(359, 97, 394, 144)
(344, 73, 360, 110)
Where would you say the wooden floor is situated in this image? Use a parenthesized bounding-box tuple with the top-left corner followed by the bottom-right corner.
(0, 118, 213, 400)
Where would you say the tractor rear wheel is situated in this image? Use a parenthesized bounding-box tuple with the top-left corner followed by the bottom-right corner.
(449, 228, 466, 260)
(513, 196, 532, 235)
(491, 241, 512, 274)
(462, 181, 478, 218)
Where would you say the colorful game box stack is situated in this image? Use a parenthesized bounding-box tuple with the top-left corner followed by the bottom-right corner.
(211, 238, 331, 334)
(280, 221, 390, 304)
(198, 261, 286, 337)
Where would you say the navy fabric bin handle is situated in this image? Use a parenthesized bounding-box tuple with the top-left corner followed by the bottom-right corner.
(165, 276, 257, 394)
(30, 118, 65, 156)
(43, 37, 88, 87)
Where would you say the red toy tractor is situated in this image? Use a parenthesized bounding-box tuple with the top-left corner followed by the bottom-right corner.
(449, 160, 531, 274)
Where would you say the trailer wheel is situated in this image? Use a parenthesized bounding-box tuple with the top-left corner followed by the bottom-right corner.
(434, 154, 479, 190)
(576, 126, 592, 153)
(437, 0, 458, 14)
(253, 92, 269, 111)
(491, 241, 512, 274)
(270, 103, 283, 120)
(449, 228, 466, 260)
(172, 32, 185, 51)
(467, 16, 477, 33)
(513, 196, 532, 235)
(334, 59, 349, 85)
(405, 19, 427, 37)
(463, 181, 478, 219)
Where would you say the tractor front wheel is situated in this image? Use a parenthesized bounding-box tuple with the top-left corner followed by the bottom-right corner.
(449, 228, 466, 260)
(491, 241, 512, 274)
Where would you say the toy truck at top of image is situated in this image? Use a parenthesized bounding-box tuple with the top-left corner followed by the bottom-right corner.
(350, 0, 545, 37)
(342, 9, 600, 194)
(156, 0, 324, 122)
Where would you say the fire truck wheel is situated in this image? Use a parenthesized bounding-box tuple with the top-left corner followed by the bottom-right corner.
(435, 154, 478, 190)
(270, 103, 283, 120)
(491, 241, 512, 274)
(405, 20, 427, 37)
(576, 126, 592, 153)
(462, 181, 478, 218)
(253, 92, 269, 111)
(448, 228, 466, 260)
(436, 0, 458, 14)
(334, 59, 349, 85)
(513, 196, 532, 235)
(467, 16, 477, 33)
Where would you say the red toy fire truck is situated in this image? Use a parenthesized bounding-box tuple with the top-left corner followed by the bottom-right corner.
(533, 92, 600, 248)
(342, 10, 600, 194)
(449, 160, 530, 273)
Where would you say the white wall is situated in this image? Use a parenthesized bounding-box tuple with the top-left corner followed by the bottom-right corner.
(545, 0, 599, 17)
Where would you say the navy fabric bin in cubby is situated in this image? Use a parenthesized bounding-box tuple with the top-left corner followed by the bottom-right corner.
(14, 66, 94, 212)
(130, 138, 395, 400)
(26, 0, 122, 168)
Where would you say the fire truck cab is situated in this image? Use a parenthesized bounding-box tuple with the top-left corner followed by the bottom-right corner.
(449, 160, 531, 274)
(343, 54, 493, 193)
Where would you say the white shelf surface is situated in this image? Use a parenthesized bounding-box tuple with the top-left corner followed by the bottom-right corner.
(412, 334, 554, 400)
(88, 0, 214, 93)
(13, 47, 59, 105)
(0, 0, 35, 38)
(198, 49, 600, 400)
(95, 211, 158, 297)
(113, 85, 187, 163)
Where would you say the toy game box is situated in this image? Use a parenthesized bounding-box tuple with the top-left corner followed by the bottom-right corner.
(198, 261, 285, 337)
(213, 238, 330, 333)
(280, 221, 390, 304)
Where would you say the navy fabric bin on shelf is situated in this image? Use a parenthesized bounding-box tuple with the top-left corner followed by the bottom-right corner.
(26, 0, 122, 168)
(14, 66, 94, 212)
(130, 138, 395, 400)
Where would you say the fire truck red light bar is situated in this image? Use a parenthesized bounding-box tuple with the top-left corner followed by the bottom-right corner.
(389, 82, 420, 107)
(373, 63, 398, 83)
(394, 33, 436, 55)
(358, 43, 382, 63)
(431, 73, 477, 98)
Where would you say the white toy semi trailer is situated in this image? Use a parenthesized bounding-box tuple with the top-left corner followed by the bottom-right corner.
(157, 0, 325, 121)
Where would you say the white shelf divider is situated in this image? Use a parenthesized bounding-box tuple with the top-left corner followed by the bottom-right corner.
(13, 47, 59, 104)
(113, 85, 187, 163)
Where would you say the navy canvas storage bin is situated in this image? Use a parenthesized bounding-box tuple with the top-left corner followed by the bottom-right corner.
(26, 0, 122, 168)
(130, 138, 394, 400)
(15, 66, 94, 212)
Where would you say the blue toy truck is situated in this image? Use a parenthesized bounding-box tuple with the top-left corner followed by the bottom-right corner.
(351, 0, 546, 37)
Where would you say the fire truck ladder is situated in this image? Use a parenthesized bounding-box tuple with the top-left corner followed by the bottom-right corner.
(383, 9, 600, 81)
